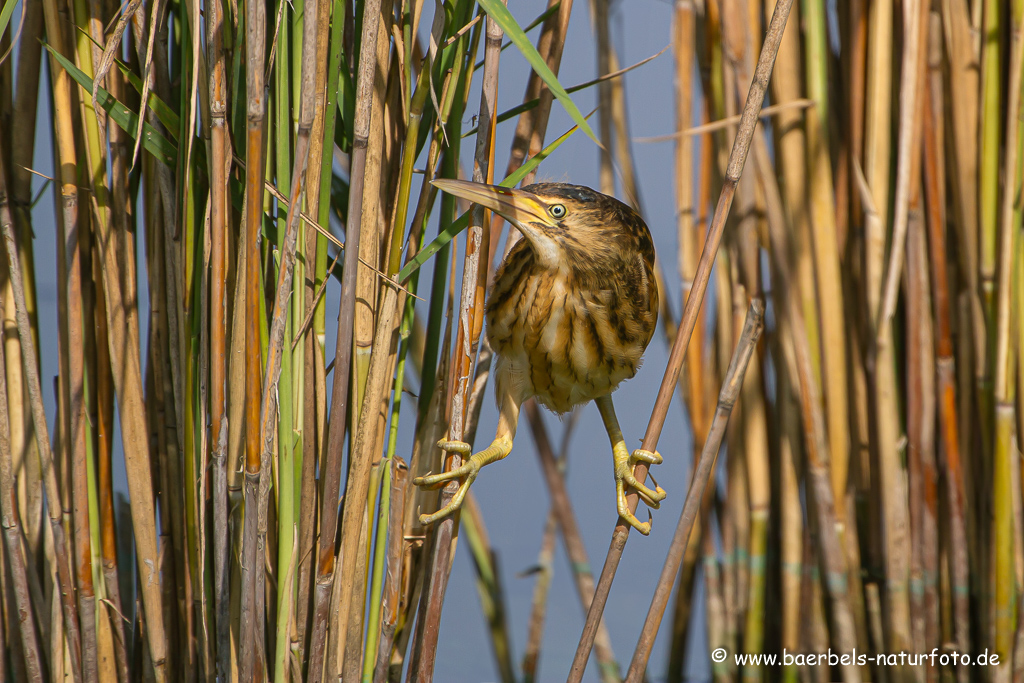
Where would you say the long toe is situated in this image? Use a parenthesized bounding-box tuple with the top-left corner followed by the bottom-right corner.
(630, 448, 662, 466)
(437, 439, 472, 456)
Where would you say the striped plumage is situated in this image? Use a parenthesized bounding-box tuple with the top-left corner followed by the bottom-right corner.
(414, 180, 666, 534)
(485, 183, 658, 415)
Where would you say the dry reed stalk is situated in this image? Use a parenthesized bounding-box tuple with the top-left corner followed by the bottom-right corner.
(8, 0, 44, 570)
(626, 299, 764, 681)
(568, 1, 794, 677)
(664, 7, 708, 673)
(0, 293, 43, 682)
(992, 11, 1024, 680)
(528, 403, 622, 682)
(750, 104, 862, 682)
(774, 337, 803, 683)
(921, 36, 970, 683)
(491, 0, 571, 213)
(252, 2, 323, 681)
(521, 508, 557, 683)
(861, 0, 916, 665)
(335, 2, 402, 679)
(351, 0, 393, 438)
(877, 0, 928, 329)
(17, 11, 86, 678)
(205, 0, 230, 672)
(238, 0, 269, 672)
(68, 4, 172, 676)
(373, 457, 408, 683)
(306, 0, 384, 677)
(665, 112, 716, 683)
(92, 263, 128, 683)
(803, 3, 851, 528)
(293, 0, 335, 662)
(906, 176, 940, 678)
(409, 9, 503, 680)
(941, 0, 985, 380)
(589, 0, 614, 198)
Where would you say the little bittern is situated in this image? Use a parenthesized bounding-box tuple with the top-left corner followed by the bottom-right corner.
(414, 179, 665, 534)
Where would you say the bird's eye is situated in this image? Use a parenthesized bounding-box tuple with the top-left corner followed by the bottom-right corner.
(549, 204, 567, 219)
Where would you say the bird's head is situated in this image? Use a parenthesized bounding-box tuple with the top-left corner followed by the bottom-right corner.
(432, 179, 655, 277)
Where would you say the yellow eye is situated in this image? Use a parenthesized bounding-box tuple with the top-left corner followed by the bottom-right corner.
(549, 204, 566, 219)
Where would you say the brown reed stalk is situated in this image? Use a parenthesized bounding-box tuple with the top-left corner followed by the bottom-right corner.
(568, 2, 794, 677)
(205, 0, 230, 672)
(15, 12, 86, 678)
(409, 11, 503, 681)
(238, 0, 269, 672)
(293, 0, 335, 660)
(306, 0, 384, 677)
(906, 177, 940, 681)
(250, 2, 323, 682)
(663, 5, 707, 674)
(626, 299, 764, 681)
(373, 457, 408, 683)
(922, 33, 970, 683)
(665, 109, 719, 683)
(528, 403, 622, 682)
(877, 0, 928, 330)
(0, 290, 42, 682)
(8, 0, 44, 571)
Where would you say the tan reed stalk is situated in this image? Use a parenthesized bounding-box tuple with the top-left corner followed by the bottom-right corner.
(351, 0, 393, 441)
(941, 0, 985, 386)
(68, 1, 172, 675)
(664, 4, 709, 674)
(568, 1, 795, 677)
(877, 0, 928, 329)
(306, 0, 384, 677)
(862, 0, 915, 666)
(336, 3, 404, 679)
(625, 299, 764, 681)
(752, 111, 863, 682)
(803, 0, 851, 532)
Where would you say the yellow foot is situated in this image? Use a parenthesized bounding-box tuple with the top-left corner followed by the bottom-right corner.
(614, 448, 667, 535)
(412, 435, 511, 526)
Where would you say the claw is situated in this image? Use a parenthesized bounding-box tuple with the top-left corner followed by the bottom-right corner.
(412, 435, 513, 526)
(611, 446, 667, 535)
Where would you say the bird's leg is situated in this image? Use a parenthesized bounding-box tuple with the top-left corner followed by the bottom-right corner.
(413, 391, 521, 525)
(595, 394, 666, 535)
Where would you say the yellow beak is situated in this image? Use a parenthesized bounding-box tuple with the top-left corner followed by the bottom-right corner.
(431, 179, 556, 228)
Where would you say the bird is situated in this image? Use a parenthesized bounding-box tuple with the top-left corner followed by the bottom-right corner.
(413, 179, 665, 534)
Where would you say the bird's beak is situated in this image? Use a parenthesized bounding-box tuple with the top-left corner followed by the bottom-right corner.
(431, 179, 558, 229)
